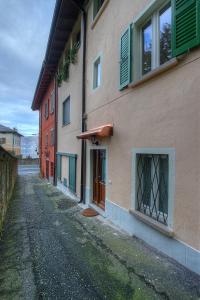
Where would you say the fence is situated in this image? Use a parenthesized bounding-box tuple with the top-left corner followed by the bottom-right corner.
(0, 146, 17, 232)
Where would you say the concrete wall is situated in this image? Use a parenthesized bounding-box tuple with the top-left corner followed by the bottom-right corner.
(57, 16, 82, 198)
(84, 0, 200, 253)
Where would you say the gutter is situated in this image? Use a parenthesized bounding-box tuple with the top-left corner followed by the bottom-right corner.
(70, 0, 87, 204)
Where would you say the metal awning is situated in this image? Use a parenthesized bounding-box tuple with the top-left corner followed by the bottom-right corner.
(77, 124, 113, 140)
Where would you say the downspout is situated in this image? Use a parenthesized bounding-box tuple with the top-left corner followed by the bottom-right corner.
(80, 10, 87, 204)
(54, 76, 58, 186)
(70, 0, 87, 203)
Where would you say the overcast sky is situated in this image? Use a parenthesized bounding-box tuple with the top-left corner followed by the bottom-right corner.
(0, 0, 55, 136)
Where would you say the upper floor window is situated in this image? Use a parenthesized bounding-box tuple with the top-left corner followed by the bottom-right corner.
(50, 128, 55, 146)
(93, 56, 101, 89)
(119, 0, 200, 90)
(45, 134, 48, 146)
(93, 0, 105, 19)
(44, 101, 49, 119)
(142, 3, 172, 75)
(0, 137, 6, 145)
(63, 96, 70, 126)
(50, 90, 55, 114)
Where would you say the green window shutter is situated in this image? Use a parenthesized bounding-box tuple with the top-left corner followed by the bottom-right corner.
(119, 24, 132, 90)
(172, 0, 200, 57)
(69, 156, 77, 193)
(57, 154, 61, 180)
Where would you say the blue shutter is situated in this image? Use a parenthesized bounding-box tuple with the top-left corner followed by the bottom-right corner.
(119, 24, 132, 90)
(69, 156, 76, 193)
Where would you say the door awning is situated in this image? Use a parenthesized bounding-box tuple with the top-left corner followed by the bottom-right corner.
(77, 124, 113, 140)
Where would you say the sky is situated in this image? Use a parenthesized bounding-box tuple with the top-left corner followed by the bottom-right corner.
(0, 0, 55, 136)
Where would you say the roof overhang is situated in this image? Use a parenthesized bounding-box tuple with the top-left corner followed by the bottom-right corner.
(31, 0, 85, 111)
(77, 124, 113, 140)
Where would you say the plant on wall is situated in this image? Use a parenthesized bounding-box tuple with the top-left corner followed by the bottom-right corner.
(57, 42, 79, 87)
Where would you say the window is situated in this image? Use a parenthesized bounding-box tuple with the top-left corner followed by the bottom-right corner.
(0, 138, 6, 145)
(44, 101, 49, 119)
(142, 20, 152, 75)
(93, 57, 101, 89)
(50, 90, 55, 114)
(50, 128, 54, 146)
(45, 134, 48, 146)
(141, 2, 172, 76)
(136, 153, 169, 225)
(63, 97, 70, 126)
(93, 0, 104, 19)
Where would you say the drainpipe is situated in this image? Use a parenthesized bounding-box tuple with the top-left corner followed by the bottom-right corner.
(70, 0, 87, 203)
(54, 76, 58, 186)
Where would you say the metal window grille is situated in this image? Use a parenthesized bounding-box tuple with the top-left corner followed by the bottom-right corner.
(136, 154, 169, 225)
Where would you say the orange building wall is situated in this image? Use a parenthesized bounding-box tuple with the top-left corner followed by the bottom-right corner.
(39, 78, 55, 181)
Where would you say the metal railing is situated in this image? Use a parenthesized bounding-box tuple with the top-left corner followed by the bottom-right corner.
(0, 146, 17, 231)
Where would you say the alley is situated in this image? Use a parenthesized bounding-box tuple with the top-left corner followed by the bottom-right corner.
(0, 175, 199, 300)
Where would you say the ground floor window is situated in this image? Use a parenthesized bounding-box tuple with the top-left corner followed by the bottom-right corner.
(136, 153, 169, 225)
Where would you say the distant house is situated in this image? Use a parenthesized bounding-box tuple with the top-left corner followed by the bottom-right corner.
(21, 136, 39, 159)
(0, 124, 23, 157)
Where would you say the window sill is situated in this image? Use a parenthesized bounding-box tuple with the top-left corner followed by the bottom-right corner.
(91, 0, 109, 30)
(62, 122, 70, 128)
(129, 209, 174, 238)
(129, 58, 179, 89)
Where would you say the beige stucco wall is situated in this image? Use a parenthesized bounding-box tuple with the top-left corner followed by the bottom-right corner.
(85, 0, 200, 250)
(57, 17, 83, 197)
(0, 132, 21, 156)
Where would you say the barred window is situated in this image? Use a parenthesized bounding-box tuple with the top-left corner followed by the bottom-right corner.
(136, 153, 169, 225)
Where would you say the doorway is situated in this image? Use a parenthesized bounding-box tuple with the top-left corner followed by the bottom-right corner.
(92, 149, 106, 210)
(46, 160, 49, 180)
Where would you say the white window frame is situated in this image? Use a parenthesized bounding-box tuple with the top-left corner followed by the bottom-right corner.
(93, 55, 102, 90)
(131, 148, 175, 229)
(133, 0, 172, 82)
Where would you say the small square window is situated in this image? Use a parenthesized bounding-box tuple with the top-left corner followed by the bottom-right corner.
(63, 97, 70, 126)
(93, 57, 101, 89)
(136, 153, 169, 225)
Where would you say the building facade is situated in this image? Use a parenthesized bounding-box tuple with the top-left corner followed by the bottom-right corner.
(32, 0, 200, 275)
(32, 78, 56, 183)
(0, 124, 22, 156)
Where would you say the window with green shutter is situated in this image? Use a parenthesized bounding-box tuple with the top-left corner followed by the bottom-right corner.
(172, 0, 200, 57)
(119, 24, 132, 90)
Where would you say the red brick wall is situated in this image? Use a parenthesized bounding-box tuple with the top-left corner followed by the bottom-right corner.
(39, 78, 55, 180)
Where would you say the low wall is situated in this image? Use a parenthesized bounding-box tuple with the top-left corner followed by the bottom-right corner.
(0, 146, 17, 232)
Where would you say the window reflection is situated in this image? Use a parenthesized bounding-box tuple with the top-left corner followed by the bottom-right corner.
(160, 4, 172, 65)
(142, 21, 152, 75)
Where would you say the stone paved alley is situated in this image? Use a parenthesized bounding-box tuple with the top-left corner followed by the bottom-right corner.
(0, 174, 199, 300)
